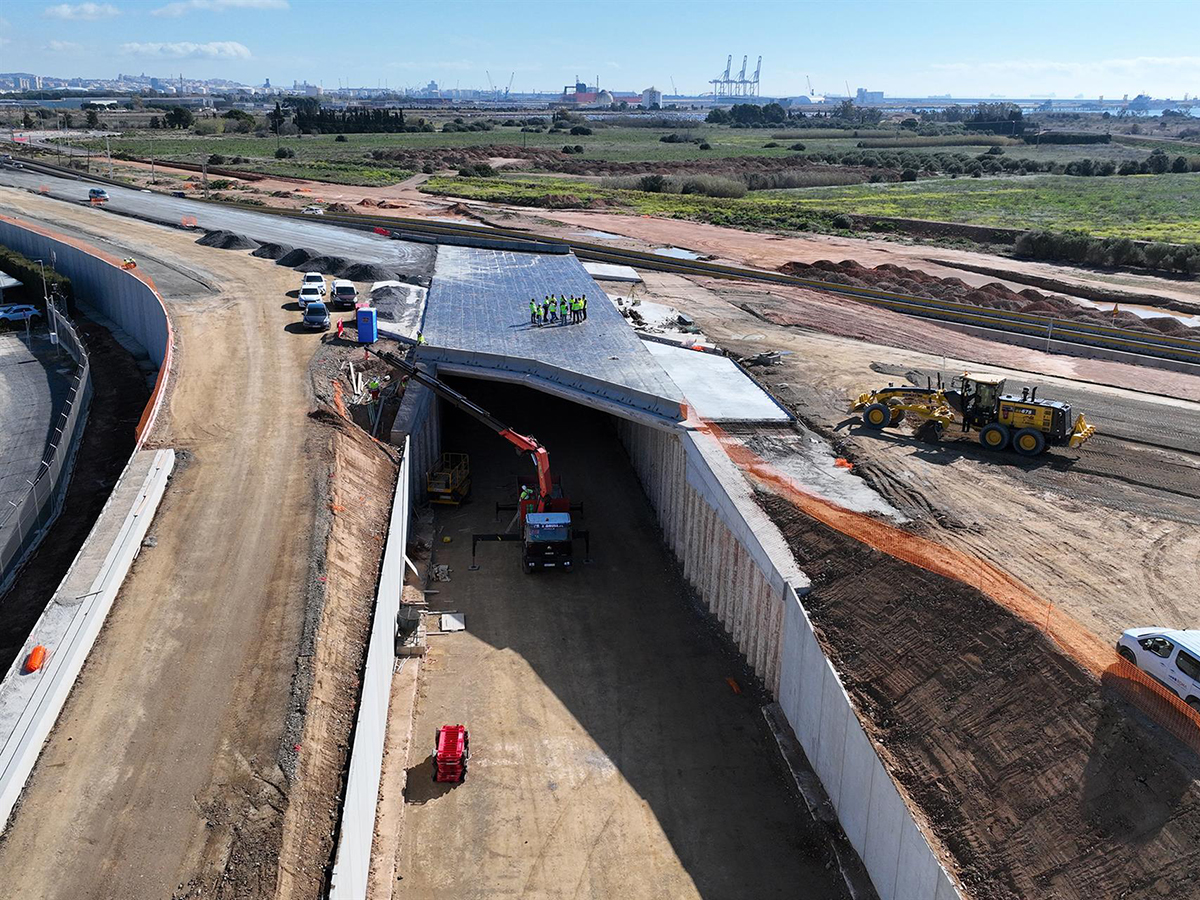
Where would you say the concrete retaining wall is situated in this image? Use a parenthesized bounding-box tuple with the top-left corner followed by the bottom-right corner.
(0, 449, 174, 829)
(616, 420, 961, 900)
(329, 437, 411, 900)
(0, 215, 173, 443)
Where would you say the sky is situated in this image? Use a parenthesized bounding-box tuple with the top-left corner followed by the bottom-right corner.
(1, 0, 1198, 99)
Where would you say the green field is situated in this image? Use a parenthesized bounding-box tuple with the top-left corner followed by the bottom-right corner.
(763, 173, 1200, 242)
(422, 171, 1200, 243)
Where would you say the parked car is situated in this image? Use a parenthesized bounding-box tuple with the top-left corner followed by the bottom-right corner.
(330, 279, 358, 309)
(1117, 628, 1200, 711)
(301, 205, 325, 216)
(88, 187, 109, 202)
(1, 155, 23, 169)
(0, 304, 41, 323)
(300, 272, 326, 295)
(302, 301, 330, 330)
(298, 285, 323, 310)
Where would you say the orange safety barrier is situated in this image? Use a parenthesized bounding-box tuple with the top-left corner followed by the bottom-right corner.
(38, 184, 50, 194)
(24, 645, 47, 674)
(180, 215, 198, 228)
(699, 417, 1200, 749)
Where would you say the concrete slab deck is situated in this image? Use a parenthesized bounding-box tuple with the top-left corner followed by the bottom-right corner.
(644, 340, 792, 423)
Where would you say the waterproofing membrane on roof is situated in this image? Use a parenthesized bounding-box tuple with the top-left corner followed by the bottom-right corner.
(644, 341, 793, 423)
(420, 246, 683, 424)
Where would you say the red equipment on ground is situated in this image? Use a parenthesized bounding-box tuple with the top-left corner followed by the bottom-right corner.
(433, 724, 470, 783)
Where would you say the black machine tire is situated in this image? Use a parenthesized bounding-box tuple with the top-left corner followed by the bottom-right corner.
(889, 409, 906, 425)
(1013, 428, 1046, 457)
(1187, 698, 1200, 714)
(979, 423, 1010, 451)
(862, 402, 891, 429)
(1118, 646, 1137, 665)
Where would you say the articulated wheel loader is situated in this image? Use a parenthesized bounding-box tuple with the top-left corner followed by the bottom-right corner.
(851, 373, 1096, 457)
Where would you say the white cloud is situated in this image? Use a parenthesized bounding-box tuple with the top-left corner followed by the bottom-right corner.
(43, 3, 120, 19)
(120, 40, 251, 59)
(151, 0, 287, 15)
(47, 39, 82, 51)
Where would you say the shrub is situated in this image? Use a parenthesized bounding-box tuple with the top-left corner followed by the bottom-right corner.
(789, 142, 806, 151)
(335, 134, 348, 142)
(762, 142, 780, 148)
(274, 146, 295, 159)
(900, 168, 918, 181)
(574, 144, 584, 153)
(207, 154, 225, 165)
(569, 125, 592, 135)
(639, 174, 667, 193)
(831, 214, 854, 229)
(659, 133, 687, 143)
(1117, 159, 1139, 175)
(698, 142, 711, 150)
(209, 179, 233, 190)
(679, 175, 747, 198)
(1171, 155, 1189, 173)
(458, 163, 496, 177)
(422, 163, 434, 174)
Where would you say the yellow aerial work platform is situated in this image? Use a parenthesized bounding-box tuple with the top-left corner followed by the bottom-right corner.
(427, 452, 471, 505)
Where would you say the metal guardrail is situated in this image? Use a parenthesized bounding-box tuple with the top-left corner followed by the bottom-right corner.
(0, 306, 92, 596)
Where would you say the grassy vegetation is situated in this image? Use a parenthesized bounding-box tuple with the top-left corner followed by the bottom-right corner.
(763, 174, 1200, 242)
(423, 171, 1200, 243)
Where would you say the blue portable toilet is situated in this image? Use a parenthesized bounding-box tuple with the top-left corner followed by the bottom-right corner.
(356, 306, 378, 343)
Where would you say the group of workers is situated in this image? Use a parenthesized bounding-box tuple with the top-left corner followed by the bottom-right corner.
(529, 294, 587, 327)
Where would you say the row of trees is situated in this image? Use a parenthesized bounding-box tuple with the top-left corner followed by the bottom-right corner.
(705, 101, 885, 127)
(1015, 230, 1200, 274)
(282, 99, 433, 134)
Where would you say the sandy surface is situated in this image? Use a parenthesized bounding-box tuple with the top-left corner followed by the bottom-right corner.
(0, 189, 337, 899)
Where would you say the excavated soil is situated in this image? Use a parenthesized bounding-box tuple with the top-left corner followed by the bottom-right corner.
(756, 492, 1200, 900)
(780, 259, 1200, 339)
(340, 262, 400, 283)
(277, 248, 316, 268)
(304, 255, 351, 276)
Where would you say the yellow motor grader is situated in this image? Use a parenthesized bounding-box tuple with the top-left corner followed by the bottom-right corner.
(851, 373, 1095, 456)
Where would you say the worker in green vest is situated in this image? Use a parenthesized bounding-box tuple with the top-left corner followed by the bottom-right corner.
(581, 294, 588, 321)
(530, 298, 538, 325)
(558, 295, 568, 324)
(573, 295, 583, 323)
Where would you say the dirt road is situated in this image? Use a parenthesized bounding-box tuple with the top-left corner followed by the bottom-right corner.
(630, 271, 1200, 672)
(0, 188, 326, 898)
(395, 378, 850, 900)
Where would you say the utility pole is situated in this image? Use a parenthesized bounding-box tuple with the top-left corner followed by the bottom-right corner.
(202, 158, 208, 199)
(105, 133, 113, 179)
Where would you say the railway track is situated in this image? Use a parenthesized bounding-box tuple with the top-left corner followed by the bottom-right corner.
(9, 154, 1200, 368)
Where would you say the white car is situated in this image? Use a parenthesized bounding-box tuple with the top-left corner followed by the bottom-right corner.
(1117, 628, 1200, 711)
(0, 304, 41, 322)
(301, 205, 325, 216)
(298, 285, 324, 310)
(300, 272, 326, 295)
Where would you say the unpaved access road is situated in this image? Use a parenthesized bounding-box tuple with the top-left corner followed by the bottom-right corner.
(631, 271, 1200, 678)
(395, 378, 850, 900)
(0, 188, 325, 899)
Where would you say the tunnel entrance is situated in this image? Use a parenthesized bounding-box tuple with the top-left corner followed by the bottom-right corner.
(396, 375, 851, 899)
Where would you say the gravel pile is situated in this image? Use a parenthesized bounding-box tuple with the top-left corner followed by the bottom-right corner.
(277, 248, 316, 268)
(252, 242, 294, 260)
(341, 262, 399, 282)
(305, 255, 351, 276)
(196, 230, 260, 250)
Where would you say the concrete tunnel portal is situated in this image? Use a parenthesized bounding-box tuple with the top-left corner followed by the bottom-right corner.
(400, 373, 849, 898)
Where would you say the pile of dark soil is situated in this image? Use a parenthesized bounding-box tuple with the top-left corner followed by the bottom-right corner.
(780, 259, 1200, 339)
(276, 248, 316, 268)
(341, 262, 399, 282)
(304, 255, 350, 276)
(252, 242, 294, 260)
(196, 230, 260, 251)
(756, 491, 1200, 900)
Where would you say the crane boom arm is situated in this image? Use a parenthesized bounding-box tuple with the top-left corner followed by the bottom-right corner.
(370, 349, 555, 503)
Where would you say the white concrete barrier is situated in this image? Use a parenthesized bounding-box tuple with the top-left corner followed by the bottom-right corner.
(0, 449, 174, 829)
(617, 421, 961, 899)
(329, 437, 411, 900)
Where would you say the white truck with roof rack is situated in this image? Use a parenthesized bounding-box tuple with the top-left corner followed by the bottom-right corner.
(1117, 628, 1200, 711)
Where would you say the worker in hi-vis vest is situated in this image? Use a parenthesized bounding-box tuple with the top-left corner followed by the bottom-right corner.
(530, 298, 538, 325)
(558, 295, 568, 324)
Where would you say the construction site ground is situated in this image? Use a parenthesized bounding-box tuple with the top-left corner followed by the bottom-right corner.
(393, 378, 850, 900)
(628, 271, 1200, 898)
(0, 188, 375, 900)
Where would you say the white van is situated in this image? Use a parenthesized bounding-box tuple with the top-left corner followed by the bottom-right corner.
(330, 279, 357, 309)
(1117, 628, 1200, 711)
(300, 272, 326, 295)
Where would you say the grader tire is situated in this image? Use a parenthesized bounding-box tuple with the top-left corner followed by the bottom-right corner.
(862, 403, 891, 430)
(1013, 428, 1046, 457)
(979, 423, 1010, 450)
(889, 409, 906, 425)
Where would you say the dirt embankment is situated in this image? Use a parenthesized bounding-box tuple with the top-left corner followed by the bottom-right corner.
(780, 259, 1200, 338)
(756, 492, 1200, 900)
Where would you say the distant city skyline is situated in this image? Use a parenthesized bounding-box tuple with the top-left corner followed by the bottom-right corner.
(1, 0, 1198, 99)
